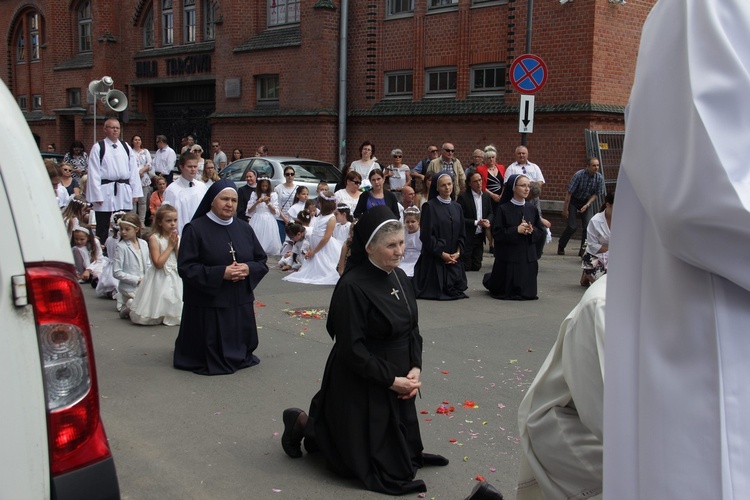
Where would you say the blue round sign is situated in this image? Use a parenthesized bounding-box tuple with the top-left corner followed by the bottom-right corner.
(510, 54, 548, 94)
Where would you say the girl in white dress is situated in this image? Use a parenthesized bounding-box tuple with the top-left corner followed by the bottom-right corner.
(72, 226, 103, 283)
(333, 203, 352, 243)
(130, 205, 183, 326)
(283, 191, 342, 285)
(246, 177, 283, 255)
(96, 211, 125, 299)
(113, 213, 151, 318)
(287, 186, 309, 221)
(398, 206, 422, 277)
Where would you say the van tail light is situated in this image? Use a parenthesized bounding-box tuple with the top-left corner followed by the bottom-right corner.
(26, 264, 113, 476)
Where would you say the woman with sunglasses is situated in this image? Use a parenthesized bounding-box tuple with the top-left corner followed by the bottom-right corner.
(384, 148, 411, 203)
(274, 167, 298, 242)
(334, 170, 363, 213)
(58, 162, 81, 197)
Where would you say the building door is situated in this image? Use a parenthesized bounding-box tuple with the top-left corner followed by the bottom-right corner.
(153, 83, 215, 152)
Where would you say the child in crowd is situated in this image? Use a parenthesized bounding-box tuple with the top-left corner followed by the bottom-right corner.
(278, 222, 308, 272)
(287, 186, 309, 221)
(112, 213, 151, 318)
(150, 175, 167, 217)
(296, 209, 313, 228)
(337, 221, 356, 276)
(315, 181, 330, 211)
(46, 160, 69, 208)
(129, 205, 182, 326)
(72, 226, 103, 284)
(247, 177, 282, 255)
(283, 191, 342, 285)
(399, 206, 422, 277)
(96, 211, 126, 298)
(62, 195, 90, 240)
(333, 203, 353, 243)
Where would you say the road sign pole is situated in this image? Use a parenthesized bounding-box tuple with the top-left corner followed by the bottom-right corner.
(522, 0, 533, 146)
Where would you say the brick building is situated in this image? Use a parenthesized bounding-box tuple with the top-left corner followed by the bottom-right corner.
(1, 0, 655, 206)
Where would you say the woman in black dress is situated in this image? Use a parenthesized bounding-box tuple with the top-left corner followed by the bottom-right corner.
(483, 174, 546, 300)
(353, 168, 400, 219)
(411, 171, 468, 300)
(280, 206, 448, 495)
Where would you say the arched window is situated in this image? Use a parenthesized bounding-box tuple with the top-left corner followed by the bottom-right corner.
(78, 1, 92, 52)
(144, 8, 154, 48)
(29, 13, 40, 60)
(16, 31, 25, 63)
(184, 0, 196, 43)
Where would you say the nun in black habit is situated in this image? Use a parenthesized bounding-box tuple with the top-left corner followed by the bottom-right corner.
(280, 206, 448, 496)
(173, 179, 269, 375)
(411, 171, 469, 300)
(482, 174, 545, 300)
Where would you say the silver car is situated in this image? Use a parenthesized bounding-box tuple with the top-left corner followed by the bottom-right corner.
(219, 156, 342, 198)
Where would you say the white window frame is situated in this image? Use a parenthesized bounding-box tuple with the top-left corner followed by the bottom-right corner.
(16, 31, 25, 63)
(428, 0, 458, 9)
(384, 71, 413, 99)
(78, 1, 92, 53)
(387, 0, 414, 17)
(184, 0, 196, 43)
(257, 75, 279, 102)
(204, 0, 216, 40)
(29, 13, 40, 61)
(32, 94, 42, 110)
(425, 67, 457, 96)
(144, 9, 154, 48)
(163, 0, 174, 46)
(470, 64, 505, 95)
(268, 0, 300, 28)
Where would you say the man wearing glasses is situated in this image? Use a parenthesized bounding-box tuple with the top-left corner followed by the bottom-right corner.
(212, 141, 227, 170)
(411, 145, 440, 191)
(426, 142, 466, 198)
(86, 118, 142, 244)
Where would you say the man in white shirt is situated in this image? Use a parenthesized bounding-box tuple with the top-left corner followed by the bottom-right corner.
(87, 118, 142, 244)
(505, 146, 545, 212)
(163, 152, 207, 235)
(212, 141, 227, 170)
(153, 135, 176, 186)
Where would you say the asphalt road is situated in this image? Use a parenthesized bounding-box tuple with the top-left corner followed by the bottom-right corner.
(86, 242, 587, 500)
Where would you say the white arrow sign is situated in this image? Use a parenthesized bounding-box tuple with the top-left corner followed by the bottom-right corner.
(519, 94, 535, 134)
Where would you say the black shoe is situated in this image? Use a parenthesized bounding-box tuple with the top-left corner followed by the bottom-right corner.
(464, 481, 504, 500)
(557, 246, 565, 256)
(91, 278, 99, 289)
(281, 408, 306, 458)
(578, 247, 585, 257)
(422, 452, 449, 466)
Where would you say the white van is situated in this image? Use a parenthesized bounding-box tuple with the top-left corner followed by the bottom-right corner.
(0, 81, 120, 498)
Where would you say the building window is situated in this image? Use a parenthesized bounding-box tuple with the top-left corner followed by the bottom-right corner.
(163, 0, 174, 46)
(470, 64, 505, 95)
(473, 0, 507, 4)
(16, 32, 25, 63)
(385, 72, 413, 98)
(78, 1, 92, 53)
(257, 75, 279, 102)
(428, 0, 458, 8)
(29, 13, 40, 61)
(204, 0, 216, 40)
(32, 94, 42, 110)
(425, 67, 457, 96)
(144, 9, 154, 48)
(387, 0, 414, 16)
(68, 88, 82, 107)
(268, 0, 300, 27)
(18, 95, 28, 110)
(184, 0, 196, 43)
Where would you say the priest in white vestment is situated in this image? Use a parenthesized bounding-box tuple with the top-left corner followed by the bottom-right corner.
(604, 1, 750, 498)
(517, 277, 606, 500)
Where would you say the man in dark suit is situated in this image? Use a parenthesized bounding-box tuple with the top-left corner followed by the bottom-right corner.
(457, 170, 493, 271)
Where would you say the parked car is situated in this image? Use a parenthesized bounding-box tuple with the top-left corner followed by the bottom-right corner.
(219, 156, 342, 197)
(1, 80, 120, 499)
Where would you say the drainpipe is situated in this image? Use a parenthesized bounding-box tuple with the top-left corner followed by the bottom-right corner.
(338, 0, 349, 170)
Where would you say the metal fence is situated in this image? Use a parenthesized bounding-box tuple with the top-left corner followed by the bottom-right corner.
(585, 129, 625, 188)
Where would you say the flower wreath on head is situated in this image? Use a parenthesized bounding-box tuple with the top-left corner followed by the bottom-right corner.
(319, 191, 336, 202)
(403, 206, 421, 216)
(335, 203, 351, 213)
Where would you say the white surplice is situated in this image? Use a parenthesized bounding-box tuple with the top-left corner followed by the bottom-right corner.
(517, 277, 606, 500)
(604, 1, 750, 498)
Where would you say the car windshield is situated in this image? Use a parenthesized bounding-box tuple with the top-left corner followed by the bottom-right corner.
(283, 161, 340, 183)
